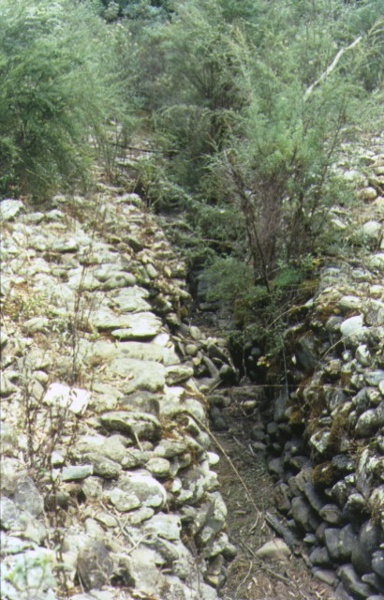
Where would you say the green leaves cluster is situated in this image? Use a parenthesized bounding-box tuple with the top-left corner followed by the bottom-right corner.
(0, 0, 124, 198)
(117, 0, 383, 352)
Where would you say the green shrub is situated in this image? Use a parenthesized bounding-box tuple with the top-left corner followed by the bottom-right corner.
(0, 0, 124, 198)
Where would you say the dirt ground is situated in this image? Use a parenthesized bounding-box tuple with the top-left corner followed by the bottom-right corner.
(213, 391, 337, 600)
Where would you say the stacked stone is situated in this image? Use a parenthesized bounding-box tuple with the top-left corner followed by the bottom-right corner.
(249, 140, 384, 600)
(262, 261, 384, 599)
(0, 191, 235, 600)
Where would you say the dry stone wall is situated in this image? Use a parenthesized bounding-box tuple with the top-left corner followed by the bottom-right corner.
(0, 188, 236, 600)
(264, 144, 384, 600)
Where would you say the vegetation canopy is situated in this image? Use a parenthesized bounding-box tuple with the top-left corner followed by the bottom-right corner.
(0, 0, 125, 197)
(1, 0, 383, 353)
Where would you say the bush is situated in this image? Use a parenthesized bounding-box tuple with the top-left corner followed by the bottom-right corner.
(116, 0, 383, 355)
(0, 0, 124, 198)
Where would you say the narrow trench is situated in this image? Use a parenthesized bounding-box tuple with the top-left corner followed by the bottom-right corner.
(208, 386, 336, 600)
(185, 288, 336, 600)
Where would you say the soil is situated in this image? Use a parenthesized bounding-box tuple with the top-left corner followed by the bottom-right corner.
(212, 387, 337, 600)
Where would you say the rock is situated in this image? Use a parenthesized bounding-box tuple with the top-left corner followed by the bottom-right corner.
(61, 465, 94, 481)
(309, 430, 331, 456)
(295, 332, 318, 373)
(190, 326, 203, 341)
(304, 482, 326, 513)
(366, 371, 384, 387)
(76, 434, 127, 464)
(255, 539, 291, 561)
(365, 301, 384, 327)
(309, 546, 332, 567)
(355, 403, 384, 437)
(324, 524, 357, 562)
(13, 476, 44, 516)
(0, 498, 26, 531)
(268, 456, 285, 478)
(356, 345, 372, 367)
(102, 272, 137, 290)
(100, 410, 161, 441)
(77, 539, 114, 590)
(369, 254, 384, 272)
(340, 315, 367, 340)
(312, 568, 337, 586)
(0, 199, 24, 221)
(43, 383, 90, 415)
(143, 513, 182, 541)
(165, 363, 194, 385)
(338, 564, 374, 599)
(0, 330, 9, 348)
(89, 379, 123, 408)
(91, 309, 162, 338)
(274, 483, 292, 513)
(153, 439, 188, 459)
(81, 477, 104, 500)
(339, 295, 364, 312)
(356, 221, 383, 247)
(105, 358, 165, 393)
(319, 504, 342, 525)
(146, 457, 172, 478)
(82, 453, 122, 479)
(2, 548, 56, 598)
(372, 551, 384, 579)
(107, 487, 141, 512)
(359, 187, 378, 201)
(112, 286, 151, 312)
(362, 574, 384, 594)
(352, 520, 382, 575)
(291, 496, 320, 532)
(0, 372, 18, 396)
(117, 472, 167, 508)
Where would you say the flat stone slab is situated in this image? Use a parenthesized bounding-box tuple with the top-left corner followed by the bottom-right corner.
(100, 411, 161, 441)
(118, 472, 167, 508)
(91, 310, 162, 338)
(112, 286, 151, 312)
(105, 358, 165, 393)
(43, 383, 90, 415)
(0, 199, 24, 221)
(61, 465, 94, 481)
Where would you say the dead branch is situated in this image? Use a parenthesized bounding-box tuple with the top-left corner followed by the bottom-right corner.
(303, 36, 362, 102)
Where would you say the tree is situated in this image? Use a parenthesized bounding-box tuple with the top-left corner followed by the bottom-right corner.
(0, 0, 124, 198)
(123, 0, 383, 349)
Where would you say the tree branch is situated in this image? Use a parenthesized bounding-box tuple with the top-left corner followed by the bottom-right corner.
(303, 35, 362, 102)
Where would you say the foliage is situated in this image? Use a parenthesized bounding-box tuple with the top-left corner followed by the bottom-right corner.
(113, 0, 383, 357)
(99, 0, 172, 21)
(0, 0, 125, 198)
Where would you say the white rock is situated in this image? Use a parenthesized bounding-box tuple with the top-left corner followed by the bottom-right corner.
(0, 199, 24, 221)
(340, 315, 366, 338)
(91, 309, 162, 338)
(369, 253, 384, 271)
(43, 383, 90, 415)
(146, 457, 172, 478)
(112, 286, 150, 312)
(119, 472, 167, 508)
(310, 430, 331, 455)
(144, 513, 181, 541)
(105, 358, 165, 393)
(107, 488, 141, 512)
(256, 539, 291, 560)
(356, 345, 371, 367)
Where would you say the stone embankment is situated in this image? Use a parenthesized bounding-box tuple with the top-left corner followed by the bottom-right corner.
(0, 189, 236, 600)
(257, 145, 384, 600)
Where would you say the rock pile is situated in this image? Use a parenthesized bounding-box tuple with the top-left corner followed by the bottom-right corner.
(0, 189, 235, 600)
(261, 146, 384, 600)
